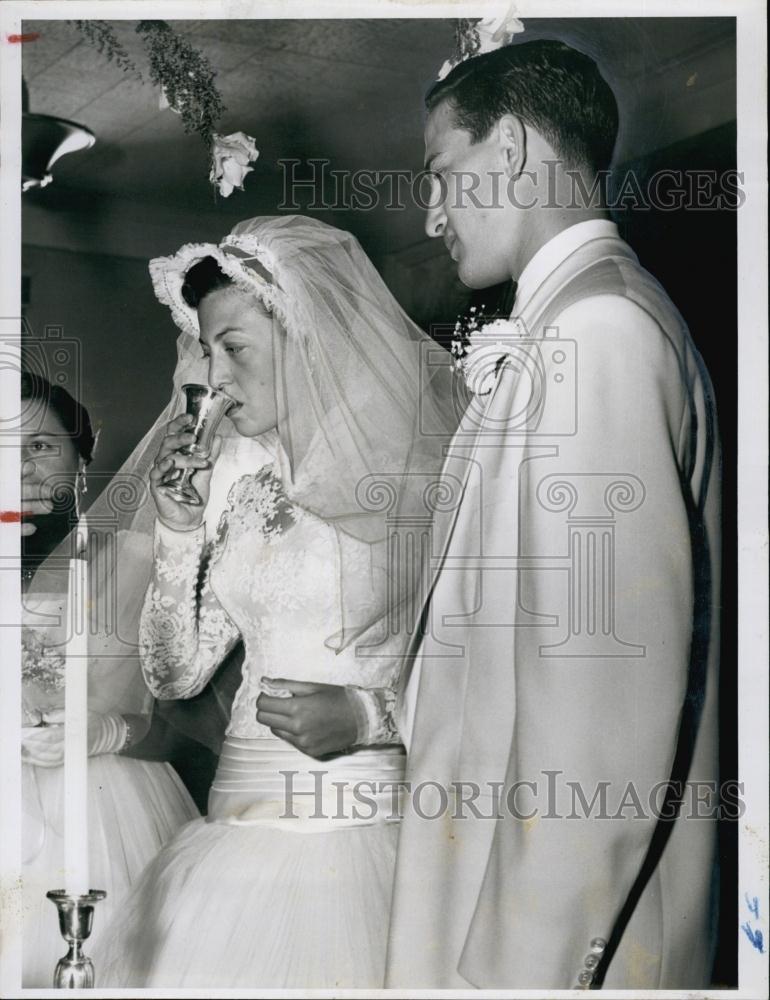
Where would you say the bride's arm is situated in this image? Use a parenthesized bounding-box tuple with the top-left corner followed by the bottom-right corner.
(140, 519, 240, 700)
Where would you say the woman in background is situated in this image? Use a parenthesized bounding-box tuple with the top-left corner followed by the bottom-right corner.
(20, 372, 198, 987)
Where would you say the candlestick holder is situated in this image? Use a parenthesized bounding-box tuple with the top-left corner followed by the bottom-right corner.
(46, 889, 106, 988)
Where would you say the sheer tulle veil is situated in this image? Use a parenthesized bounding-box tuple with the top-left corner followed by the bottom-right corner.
(24, 216, 458, 753)
(150, 215, 459, 652)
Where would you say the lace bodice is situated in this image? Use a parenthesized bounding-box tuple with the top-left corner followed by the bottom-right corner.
(140, 465, 401, 741)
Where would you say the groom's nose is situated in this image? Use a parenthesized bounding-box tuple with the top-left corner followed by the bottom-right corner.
(425, 200, 447, 239)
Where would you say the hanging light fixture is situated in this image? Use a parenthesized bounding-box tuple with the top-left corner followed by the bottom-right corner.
(22, 79, 95, 193)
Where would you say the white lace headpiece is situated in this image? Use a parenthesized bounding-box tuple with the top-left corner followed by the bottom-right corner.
(145, 214, 460, 652)
(149, 234, 284, 338)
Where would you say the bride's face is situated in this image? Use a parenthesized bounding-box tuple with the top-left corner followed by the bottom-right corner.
(198, 285, 279, 438)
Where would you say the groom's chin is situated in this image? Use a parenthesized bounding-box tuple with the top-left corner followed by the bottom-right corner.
(456, 265, 488, 291)
(456, 257, 511, 291)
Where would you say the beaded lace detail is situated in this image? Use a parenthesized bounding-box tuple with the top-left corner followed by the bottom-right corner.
(140, 467, 401, 743)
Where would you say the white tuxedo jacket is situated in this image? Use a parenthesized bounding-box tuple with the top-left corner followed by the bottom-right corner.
(386, 224, 720, 989)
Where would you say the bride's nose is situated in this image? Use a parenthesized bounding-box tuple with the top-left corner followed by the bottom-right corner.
(208, 353, 231, 392)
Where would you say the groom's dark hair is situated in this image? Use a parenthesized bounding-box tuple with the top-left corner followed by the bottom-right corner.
(426, 39, 618, 174)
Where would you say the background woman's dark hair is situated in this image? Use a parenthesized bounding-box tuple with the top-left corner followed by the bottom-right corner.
(181, 256, 234, 309)
(426, 39, 619, 175)
(20, 371, 96, 464)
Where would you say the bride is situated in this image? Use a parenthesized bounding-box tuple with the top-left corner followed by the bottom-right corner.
(96, 215, 456, 988)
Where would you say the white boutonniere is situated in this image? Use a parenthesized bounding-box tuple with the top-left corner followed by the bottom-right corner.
(451, 309, 525, 395)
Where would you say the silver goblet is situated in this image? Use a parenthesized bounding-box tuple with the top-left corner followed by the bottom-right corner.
(161, 384, 234, 507)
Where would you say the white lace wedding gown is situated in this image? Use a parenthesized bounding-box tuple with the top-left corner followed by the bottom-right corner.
(95, 460, 405, 989)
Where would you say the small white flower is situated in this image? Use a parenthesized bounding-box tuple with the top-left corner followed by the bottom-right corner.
(210, 131, 259, 198)
(437, 4, 525, 80)
(477, 5, 525, 55)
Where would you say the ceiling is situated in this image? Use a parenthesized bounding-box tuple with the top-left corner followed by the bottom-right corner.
(22, 19, 451, 220)
(21, 15, 736, 312)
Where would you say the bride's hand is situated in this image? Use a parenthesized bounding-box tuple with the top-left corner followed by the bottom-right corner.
(149, 414, 222, 531)
(256, 679, 359, 759)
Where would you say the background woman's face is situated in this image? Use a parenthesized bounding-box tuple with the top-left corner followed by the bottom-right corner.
(20, 407, 80, 513)
(198, 285, 279, 439)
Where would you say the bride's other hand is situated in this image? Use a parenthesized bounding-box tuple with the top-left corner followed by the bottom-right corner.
(149, 414, 222, 530)
(21, 720, 65, 767)
(256, 679, 359, 759)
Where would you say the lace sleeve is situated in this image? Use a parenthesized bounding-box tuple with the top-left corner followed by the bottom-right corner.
(346, 685, 401, 746)
(140, 519, 240, 700)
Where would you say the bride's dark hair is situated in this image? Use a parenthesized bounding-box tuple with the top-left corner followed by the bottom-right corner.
(181, 256, 233, 309)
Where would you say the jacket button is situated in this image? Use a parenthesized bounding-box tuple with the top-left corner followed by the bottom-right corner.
(589, 937, 607, 953)
(584, 953, 600, 969)
(578, 969, 595, 985)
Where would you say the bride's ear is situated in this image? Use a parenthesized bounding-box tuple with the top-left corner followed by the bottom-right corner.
(497, 115, 527, 181)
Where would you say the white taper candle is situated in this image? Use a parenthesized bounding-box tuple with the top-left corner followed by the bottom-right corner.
(63, 513, 89, 896)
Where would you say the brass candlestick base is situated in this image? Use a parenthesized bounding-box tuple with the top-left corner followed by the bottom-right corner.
(46, 889, 106, 988)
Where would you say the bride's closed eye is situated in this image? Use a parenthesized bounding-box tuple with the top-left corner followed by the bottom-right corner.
(200, 344, 246, 359)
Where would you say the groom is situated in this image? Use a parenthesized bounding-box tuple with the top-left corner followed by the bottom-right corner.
(384, 39, 721, 989)
(256, 37, 721, 989)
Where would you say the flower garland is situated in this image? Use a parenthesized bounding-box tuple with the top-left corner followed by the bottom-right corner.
(69, 20, 139, 78)
(136, 20, 224, 146)
(68, 20, 258, 197)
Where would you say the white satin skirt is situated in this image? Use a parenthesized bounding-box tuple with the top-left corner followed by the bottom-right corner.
(22, 755, 198, 988)
(95, 735, 406, 989)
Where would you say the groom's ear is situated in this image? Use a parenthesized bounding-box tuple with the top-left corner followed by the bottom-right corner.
(497, 115, 526, 180)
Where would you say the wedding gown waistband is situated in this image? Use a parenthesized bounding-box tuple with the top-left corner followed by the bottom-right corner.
(208, 735, 406, 832)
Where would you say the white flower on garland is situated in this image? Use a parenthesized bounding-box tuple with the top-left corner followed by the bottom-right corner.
(210, 132, 259, 197)
(451, 311, 525, 395)
(438, 4, 525, 81)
